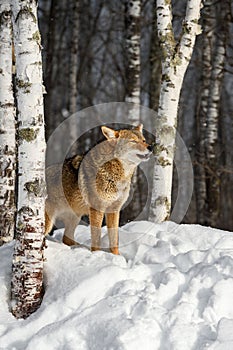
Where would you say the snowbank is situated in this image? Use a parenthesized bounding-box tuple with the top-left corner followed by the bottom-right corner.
(1, 221, 233, 350)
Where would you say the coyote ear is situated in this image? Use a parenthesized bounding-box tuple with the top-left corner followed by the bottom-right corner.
(134, 124, 143, 133)
(101, 126, 118, 139)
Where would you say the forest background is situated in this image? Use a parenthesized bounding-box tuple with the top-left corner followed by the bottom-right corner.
(38, 0, 233, 231)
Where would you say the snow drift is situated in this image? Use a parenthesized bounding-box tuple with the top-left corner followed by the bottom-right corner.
(1, 221, 233, 350)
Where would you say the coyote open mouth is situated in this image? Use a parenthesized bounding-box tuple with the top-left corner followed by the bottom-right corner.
(136, 153, 151, 160)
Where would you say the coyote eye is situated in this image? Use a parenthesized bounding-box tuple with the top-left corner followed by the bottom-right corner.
(130, 140, 137, 143)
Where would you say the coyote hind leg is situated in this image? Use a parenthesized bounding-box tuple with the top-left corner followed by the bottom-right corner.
(45, 200, 55, 235)
(62, 213, 81, 246)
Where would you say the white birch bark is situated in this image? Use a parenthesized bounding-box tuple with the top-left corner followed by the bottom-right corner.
(0, 0, 16, 245)
(124, 0, 142, 219)
(125, 0, 141, 123)
(149, 0, 202, 222)
(11, 0, 46, 319)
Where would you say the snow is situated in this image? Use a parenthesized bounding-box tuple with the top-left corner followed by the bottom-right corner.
(1, 221, 233, 349)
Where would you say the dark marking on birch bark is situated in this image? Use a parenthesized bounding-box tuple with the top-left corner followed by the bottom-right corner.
(24, 178, 46, 197)
(15, 7, 37, 24)
(18, 206, 35, 217)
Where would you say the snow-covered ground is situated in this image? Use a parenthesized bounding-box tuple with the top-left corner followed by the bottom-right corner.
(1, 221, 233, 350)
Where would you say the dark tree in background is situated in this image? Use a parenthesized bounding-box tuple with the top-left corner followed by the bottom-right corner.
(195, 0, 231, 227)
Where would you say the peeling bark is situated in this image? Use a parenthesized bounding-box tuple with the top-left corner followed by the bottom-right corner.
(149, 0, 202, 222)
(11, 0, 46, 319)
(0, 0, 16, 245)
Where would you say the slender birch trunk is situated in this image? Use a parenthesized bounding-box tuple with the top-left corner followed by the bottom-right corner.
(201, 0, 230, 226)
(149, 0, 202, 222)
(125, 0, 141, 123)
(11, 0, 46, 319)
(124, 0, 142, 220)
(0, 0, 16, 245)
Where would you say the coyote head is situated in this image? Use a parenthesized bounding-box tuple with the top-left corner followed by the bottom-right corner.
(101, 124, 152, 165)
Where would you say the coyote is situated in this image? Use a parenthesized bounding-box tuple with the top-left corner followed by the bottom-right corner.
(45, 124, 152, 254)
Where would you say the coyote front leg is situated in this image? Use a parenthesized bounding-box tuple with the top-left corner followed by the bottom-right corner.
(105, 212, 120, 255)
(89, 208, 104, 251)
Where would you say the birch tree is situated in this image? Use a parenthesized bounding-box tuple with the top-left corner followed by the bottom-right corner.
(196, 0, 230, 226)
(125, 0, 141, 123)
(11, 0, 46, 319)
(124, 0, 142, 219)
(149, 0, 202, 223)
(0, 0, 16, 245)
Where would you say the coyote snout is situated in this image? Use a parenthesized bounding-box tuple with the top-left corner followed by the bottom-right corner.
(45, 124, 152, 254)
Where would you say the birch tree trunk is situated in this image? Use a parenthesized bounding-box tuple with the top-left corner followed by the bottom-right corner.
(197, 0, 230, 227)
(149, 0, 202, 223)
(11, 0, 46, 319)
(124, 0, 142, 220)
(0, 0, 16, 245)
(125, 0, 141, 123)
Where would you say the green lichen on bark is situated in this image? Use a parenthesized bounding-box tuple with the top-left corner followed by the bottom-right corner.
(158, 156, 172, 167)
(171, 53, 182, 67)
(32, 30, 40, 41)
(31, 30, 41, 46)
(17, 220, 27, 232)
(18, 128, 39, 142)
(152, 143, 167, 156)
(16, 79, 32, 93)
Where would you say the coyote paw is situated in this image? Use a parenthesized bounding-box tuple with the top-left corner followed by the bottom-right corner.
(63, 235, 79, 247)
(91, 246, 101, 252)
(110, 247, 120, 255)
